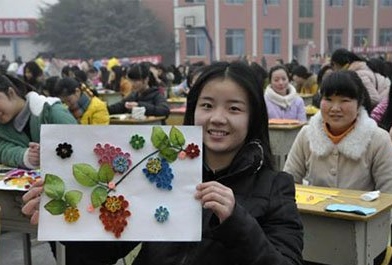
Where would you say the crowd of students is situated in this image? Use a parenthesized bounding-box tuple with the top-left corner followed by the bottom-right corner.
(0, 48, 391, 264)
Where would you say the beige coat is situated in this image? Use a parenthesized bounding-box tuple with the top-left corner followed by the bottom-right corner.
(284, 108, 392, 193)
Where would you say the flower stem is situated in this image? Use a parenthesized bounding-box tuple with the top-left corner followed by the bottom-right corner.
(114, 149, 160, 187)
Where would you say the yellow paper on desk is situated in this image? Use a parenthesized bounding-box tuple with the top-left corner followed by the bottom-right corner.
(296, 191, 328, 205)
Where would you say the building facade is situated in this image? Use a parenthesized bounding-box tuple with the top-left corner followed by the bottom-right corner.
(142, 0, 392, 68)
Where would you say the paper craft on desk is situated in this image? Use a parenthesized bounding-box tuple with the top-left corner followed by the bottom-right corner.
(38, 124, 202, 242)
(295, 191, 328, 205)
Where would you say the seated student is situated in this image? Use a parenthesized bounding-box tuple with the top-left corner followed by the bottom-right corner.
(51, 77, 110, 125)
(0, 75, 76, 169)
(291, 65, 318, 95)
(108, 63, 170, 117)
(264, 65, 307, 122)
(284, 70, 392, 194)
(22, 61, 304, 265)
(108, 65, 133, 98)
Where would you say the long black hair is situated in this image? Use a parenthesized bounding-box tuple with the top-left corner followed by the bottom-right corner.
(184, 61, 274, 169)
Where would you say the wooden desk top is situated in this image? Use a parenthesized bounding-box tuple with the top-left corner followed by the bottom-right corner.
(268, 122, 306, 130)
(299, 93, 314, 98)
(296, 184, 392, 221)
(109, 115, 166, 125)
(167, 97, 186, 103)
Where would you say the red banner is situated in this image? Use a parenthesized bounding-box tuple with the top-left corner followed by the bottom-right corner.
(352, 46, 392, 54)
(0, 19, 37, 36)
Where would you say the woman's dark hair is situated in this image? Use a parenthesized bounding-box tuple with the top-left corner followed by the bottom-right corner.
(52, 77, 80, 97)
(268, 64, 290, 81)
(100, 66, 110, 88)
(320, 70, 372, 114)
(292, 65, 312, 79)
(184, 61, 274, 169)
(61, 66, 73, 78)
(316, 64, 333, 85)
(186, 65, 205, 90)
(0, 74, 30, 99)
(109, 65, 126, 92)
(249, 62, 268, 91)
(23, 61, 43, 80)
(44, 76, 60, 97)
(331, 48, 363, 67)
(127, 63, 150, 81)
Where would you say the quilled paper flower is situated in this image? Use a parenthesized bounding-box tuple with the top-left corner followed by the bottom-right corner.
(105, 196, 123, 213)
(112, 155, 130, 173)
(130, 134, 145, 150)
(99, 195, 131, 238)
(154, 206, 169, 223)
(94, 143, 131, 173)
(56, 142, 73, 159)
(185, 143, 200, 159)
(108, 181, 116, 190)
(178, 151, 186, 160)
(64, 207, 80, 223)
(143, 158, 174, 190)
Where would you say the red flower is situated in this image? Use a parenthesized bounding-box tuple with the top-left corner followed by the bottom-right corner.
(185, 143, 200, 159)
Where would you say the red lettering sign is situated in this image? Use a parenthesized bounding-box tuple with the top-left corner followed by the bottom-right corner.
(0, 19, 37, 36)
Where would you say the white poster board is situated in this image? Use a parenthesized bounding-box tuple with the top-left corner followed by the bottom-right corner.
(38, 125, 202, 241)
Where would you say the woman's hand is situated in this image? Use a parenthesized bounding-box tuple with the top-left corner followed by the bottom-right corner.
(27, 142, 40, 168)
(195, 181, 235, 223)
(124, 101, 138, 110)
(22, 179, 44, 225)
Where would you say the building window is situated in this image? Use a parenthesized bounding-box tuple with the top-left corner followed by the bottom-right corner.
(354, 0, 369, 6)
(186, 28, 206, 56)
(299, 23, 313, 39)
(225, 29, 245, 56)
(299, 0, 313, 17)
(327, 28, 343, 53)
(225, 0, 244, 4)
(263, 29, 281, 54)
(381, 0, 392, 6)
(353, 28, 369, 47)
(328, 0, 343, 6)
(379, 28, 392, 45)
(266, 0, 280, 5)
(184, 0, 205, 3)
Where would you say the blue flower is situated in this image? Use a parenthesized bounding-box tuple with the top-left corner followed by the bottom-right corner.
(112, 155, 130, 173)
(154, 206, 169, 223)
(142, 158, 173, 190)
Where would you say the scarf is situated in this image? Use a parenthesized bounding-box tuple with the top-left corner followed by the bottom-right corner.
(70, 93, 91, 121)
(265, 84, 298, 109)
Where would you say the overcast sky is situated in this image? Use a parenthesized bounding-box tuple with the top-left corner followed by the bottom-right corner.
(0, 0, 58, 18)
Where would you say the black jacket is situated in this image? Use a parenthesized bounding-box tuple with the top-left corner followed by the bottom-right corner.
(63, 141, 303, 265)
(108, 87, 170, 117)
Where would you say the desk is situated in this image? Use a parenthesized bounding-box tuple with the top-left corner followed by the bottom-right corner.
(0, 189, 65, 265)
(97, 90, 122, 105)
(167, 97, 186, 109)
(109, 115, 166, 125)
(166, 107, 186, 126)
(296, 185, 392, 265)
(299, 93, 314, 106)
(269, 123, 305, 170)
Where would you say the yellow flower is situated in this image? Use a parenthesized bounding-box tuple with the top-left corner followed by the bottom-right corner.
(105, 196, 122, 213)
(64, 207, 80, 223)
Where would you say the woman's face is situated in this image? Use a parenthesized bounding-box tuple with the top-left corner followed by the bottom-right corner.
(0, 88, 24, 124)
(270, 69, 289, 96)
(25, 68, 33, 81)
(320, 94, 359, 135)
(194, 78, 250, 163)
(131, 78, 148, 93)
(60, 88, 81, 108)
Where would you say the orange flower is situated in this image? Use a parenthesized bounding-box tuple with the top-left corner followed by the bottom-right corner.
(64, 207, 80, 223)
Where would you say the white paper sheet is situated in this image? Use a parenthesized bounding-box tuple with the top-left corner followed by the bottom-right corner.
(38, 124, 202, 241)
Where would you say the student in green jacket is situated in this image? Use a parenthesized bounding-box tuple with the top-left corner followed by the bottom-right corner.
(0, 74, 77, 169)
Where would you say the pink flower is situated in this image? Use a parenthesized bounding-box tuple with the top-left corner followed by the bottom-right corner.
(108, 181, 116, 189)
(178, 151, 187, 160)
(87, 204, 95, 213)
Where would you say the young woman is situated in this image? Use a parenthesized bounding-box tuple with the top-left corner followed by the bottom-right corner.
(264, 65, 307, 121)
(0, 75, 76, 169)
(108, 65, 133, 97)
(108, 63, 170, 117)
(51, 77, 110, 125)
(291, 65, 318, 95)
(284, 70, 392, 193)
(23, 61, 44, 94)
(22, 61, 303, 265)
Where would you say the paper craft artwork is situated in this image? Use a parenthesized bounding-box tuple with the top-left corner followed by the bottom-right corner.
(38, 125, 202, 241)
(0, 169, 41, 191)
(295, 186, 341, 205)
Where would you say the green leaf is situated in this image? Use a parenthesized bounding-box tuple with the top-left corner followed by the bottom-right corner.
(98, 163, 115, 183)
(151, 126, 170, 150)
(44, 199, 67, 215)
(73, 163, 99, 187)
(91, 186, 108, 208)
(44, 174, 65, 200)
(169, 126, 185, 148)
(64, 190, 83, 208)
(160, 147, 178, 163)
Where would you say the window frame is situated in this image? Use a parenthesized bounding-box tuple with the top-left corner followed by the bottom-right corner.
(185, 28, 207, 57)
(225, 28, 246, 56)
(263, 29, 281, 55)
